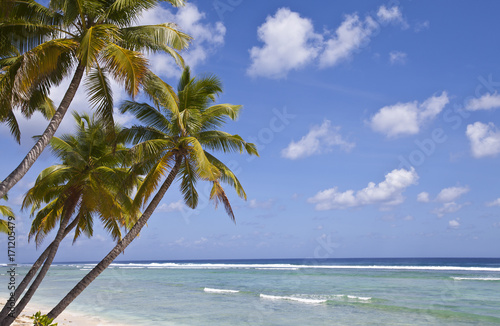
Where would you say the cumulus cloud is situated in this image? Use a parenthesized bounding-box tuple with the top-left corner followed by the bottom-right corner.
(369, 92, 449, 137)
(157, 200, 186, 212)
(436, 186, 469, 202)
(433, 202, 464, 217)
(389, 51, 407, 65)
(417, 192, 430, 203)
(486, 198, 500, 207)
(248, 5, 410, 78)
(319, 14, 377, 68)
(308, 167, 418, 210)
(377, 5, 408, 28)
(281, 120, 354, 160)
(248, 199, 275, 209)
(448, 219, 460, 229)
(465, 92, 500, 111)
(139, 3, 226, 77)
(466, 122, 500, 158)
(247, 8, 322, 79)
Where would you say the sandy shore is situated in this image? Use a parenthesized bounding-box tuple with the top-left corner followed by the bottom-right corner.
(1, 297, 129, 326)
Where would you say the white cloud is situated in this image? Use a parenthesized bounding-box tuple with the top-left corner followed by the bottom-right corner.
(486, 198, 500, 207)
(319, 14, 377, 68)
(448, 219, 460, 229)
(281, 120, 354, 160)
(308, 167, 418, 210)
(139, 3, 226, 78)
(248, 199, 275, 210)
(433, 202, 464, 217)
(414, 21, 430, 32)
(377, 5, 408, 28)
(403, 215, 414, 221)
(157, 200, 186, 212)
(247, 8, 322, 79)
(466, 122, 500, 158)
(248, 5, 413, 79)
(436, 186, 469, 202)
(369, 92, 449, 137)
(389, 51, 407, 65)
(417, 192, 430, 203)
(465, 92, 500, 111)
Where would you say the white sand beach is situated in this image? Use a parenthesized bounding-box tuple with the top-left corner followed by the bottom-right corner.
(1, 298, 129, 326)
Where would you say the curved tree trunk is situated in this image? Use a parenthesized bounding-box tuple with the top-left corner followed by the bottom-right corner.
(0, 204, 75, 326)
(0, 63, 86, 199)
(0, 216, 81, 321)
(46, 156, 183, 320)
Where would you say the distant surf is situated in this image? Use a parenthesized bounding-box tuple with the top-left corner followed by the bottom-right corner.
(260, 294, 327, 304)
(451, 277, 500, 281)
(204, 288, 240, 293)
(107, 262, 500, 272)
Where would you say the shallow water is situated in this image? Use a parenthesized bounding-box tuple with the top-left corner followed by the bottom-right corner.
(2, 258, 500, 325)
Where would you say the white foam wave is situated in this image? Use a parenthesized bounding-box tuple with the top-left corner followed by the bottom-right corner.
(204, 288, 239, 294)
(346, 295, 372, 301)
(452, 277, 500, 281)
(107, 262, 500, 272)
(260, 294, 326, 304)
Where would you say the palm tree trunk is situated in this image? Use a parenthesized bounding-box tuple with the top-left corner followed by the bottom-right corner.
(0, 216, 80, 321)
(0, 63, 86, 199)
(46, 156, 183, 320)
(0, 204, 75, 326)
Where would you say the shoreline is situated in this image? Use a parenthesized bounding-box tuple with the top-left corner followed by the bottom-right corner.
(0, 297, 130, 326)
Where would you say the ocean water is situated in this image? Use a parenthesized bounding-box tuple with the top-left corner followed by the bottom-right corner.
(2, 258, 500, 325)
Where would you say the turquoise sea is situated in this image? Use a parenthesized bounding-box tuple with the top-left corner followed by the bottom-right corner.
(2, 258, 500, 325)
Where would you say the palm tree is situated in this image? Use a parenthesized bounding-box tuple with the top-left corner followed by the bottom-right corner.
(0, 195, 14, 234)
(0, 112, 142, 325)
(45, 67, 258, 319)
(0, 0, 191, 200)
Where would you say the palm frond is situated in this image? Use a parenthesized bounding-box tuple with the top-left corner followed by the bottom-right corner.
(102, 43, 148, 97)
(209, 181, 235, 222)
(120, 100, 171, 133)
(78, 24, 119, 70)
(180, 136, 219, 180)
(179, 159, 198, 209)
(133, 152, 173, 207)
(85, 65, 114, 130)
(204, 152, 246, 199)
(119, 23, 191, 60)
(0, 110, 21, 143)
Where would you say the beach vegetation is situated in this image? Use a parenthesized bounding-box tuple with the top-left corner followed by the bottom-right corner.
(30, 311, 57, 326)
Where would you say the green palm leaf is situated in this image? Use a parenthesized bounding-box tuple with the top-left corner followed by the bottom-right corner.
(85, 66, 114, 129)
(102, 43, 147, 97)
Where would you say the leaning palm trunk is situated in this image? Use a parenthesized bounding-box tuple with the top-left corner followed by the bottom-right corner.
(0, 216, 80, 321)
(0, 63, 85, 199)
(1, 204, 75, 326)
(46, 157, 182, 319)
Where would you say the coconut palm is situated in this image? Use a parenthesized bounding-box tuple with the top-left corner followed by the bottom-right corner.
(0, 112, 142, 325)
(45, 67, 258, 319)
(0, 0, 191, 200)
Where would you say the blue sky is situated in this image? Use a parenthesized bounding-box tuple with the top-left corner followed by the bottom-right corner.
(2, 0, 500, 263)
